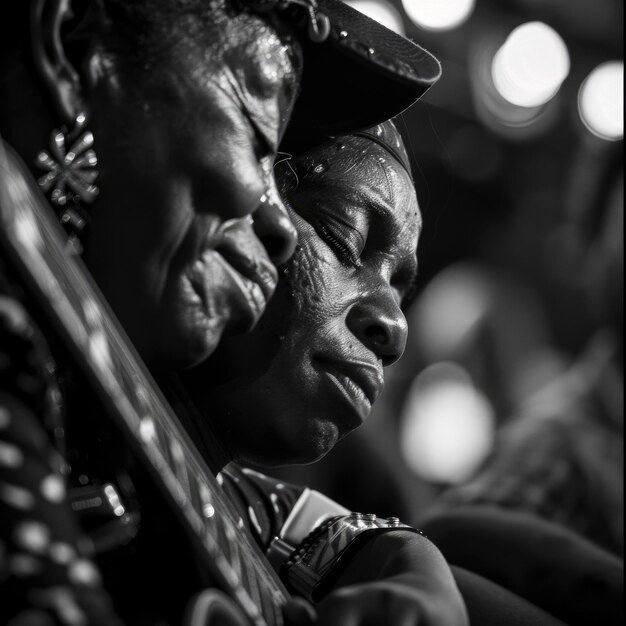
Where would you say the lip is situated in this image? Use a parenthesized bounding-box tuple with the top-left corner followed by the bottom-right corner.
(188, 250, 266, 331)
(315, 357, 384, 422)
(215, 231, 278, 303)
(188, 217, 279, 331)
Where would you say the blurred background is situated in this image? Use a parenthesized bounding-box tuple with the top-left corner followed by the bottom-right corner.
(268, 0, 623, 552)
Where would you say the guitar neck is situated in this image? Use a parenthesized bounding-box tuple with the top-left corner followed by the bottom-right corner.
(0, 140, 289, 626)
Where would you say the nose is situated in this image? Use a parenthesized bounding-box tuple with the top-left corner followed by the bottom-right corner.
(346, 291, 408, 366)
(252, 175, 298, 266)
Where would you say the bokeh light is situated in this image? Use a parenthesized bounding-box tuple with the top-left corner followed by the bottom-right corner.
(344, 0, 405, 35)
(578, 61, 624, 141)
(411, 266, 492, 360)
(399, 363, 496, 484)
(401, 0, 475, 32)
(492, 22, 570, 108)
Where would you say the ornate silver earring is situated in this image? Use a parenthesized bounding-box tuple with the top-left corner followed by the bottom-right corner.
(35, 112, 99, 252)
(35, 112, 100, 209)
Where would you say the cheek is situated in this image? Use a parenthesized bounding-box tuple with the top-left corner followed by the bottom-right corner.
(278, 228, 349, 328)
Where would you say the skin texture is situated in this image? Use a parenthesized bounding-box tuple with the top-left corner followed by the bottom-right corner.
(182, 130, 469, 626)
(2, 5, 469, 626)
(313, 531, 469, 626)
(80, 9, 301, 368)
(184, 134, 422, 466)
(281, 531, 470, 626)
(1, 1, 301, 369)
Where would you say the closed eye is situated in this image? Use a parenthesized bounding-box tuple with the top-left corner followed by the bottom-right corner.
(316, 221, 363, 268)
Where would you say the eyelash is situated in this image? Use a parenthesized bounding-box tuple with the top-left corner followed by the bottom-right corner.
(317, 221, 363, 268)
(280, 193, 365, 269)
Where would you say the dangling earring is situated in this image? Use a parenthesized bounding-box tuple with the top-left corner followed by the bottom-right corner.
(35, 112, 99, 245)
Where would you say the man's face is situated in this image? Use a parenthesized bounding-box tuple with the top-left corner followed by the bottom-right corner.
(82, 12, 301, 369)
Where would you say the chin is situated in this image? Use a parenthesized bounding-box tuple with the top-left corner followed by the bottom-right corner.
(304, 419, 344, 463)
(258, 416, 342, 468)
(229, 413, 337, 468)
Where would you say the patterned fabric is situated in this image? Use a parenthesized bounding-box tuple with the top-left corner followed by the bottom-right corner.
(220, 464, 306, 550)
(433, 333, 624, 556)
(283, 513, 417, 602)
(0, 286, 124, 626)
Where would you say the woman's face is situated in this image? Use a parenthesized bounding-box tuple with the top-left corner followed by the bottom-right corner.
(189, 136, 421, 466)
(81, 12, 300, 369)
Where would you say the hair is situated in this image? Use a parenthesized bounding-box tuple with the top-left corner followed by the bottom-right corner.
(1, 1, 279, 66)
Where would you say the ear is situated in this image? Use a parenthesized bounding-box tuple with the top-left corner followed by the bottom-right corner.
(31, 0, 82, 124)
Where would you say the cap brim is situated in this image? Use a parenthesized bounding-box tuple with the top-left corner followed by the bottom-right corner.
(282, 0, 441, 152)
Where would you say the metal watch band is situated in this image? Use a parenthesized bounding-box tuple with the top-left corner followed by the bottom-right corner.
(266, 487, 350, 573)
(281, 512, 420, 603)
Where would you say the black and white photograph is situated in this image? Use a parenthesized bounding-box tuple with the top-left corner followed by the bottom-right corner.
(1, 1, 622, 624)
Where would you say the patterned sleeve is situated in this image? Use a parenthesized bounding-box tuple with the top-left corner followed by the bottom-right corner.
(219, 463, 307, 550)
(0, 293, 124, 626)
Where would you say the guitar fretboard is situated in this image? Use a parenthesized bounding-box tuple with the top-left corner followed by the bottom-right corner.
(0, 141, 289, 626)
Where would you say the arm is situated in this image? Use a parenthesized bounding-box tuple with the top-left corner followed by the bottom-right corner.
(226, 466, 467, 625)
(313, 528, 469, 626)
(229, 467, 575, 626)
(284, 528, 570, 626)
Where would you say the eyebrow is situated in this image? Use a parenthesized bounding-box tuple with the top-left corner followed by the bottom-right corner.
(321, 182, 422, 297)
(336, 185, 423, 242)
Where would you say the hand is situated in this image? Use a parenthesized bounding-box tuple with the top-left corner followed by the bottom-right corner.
(284, 530, 469, 626)
(314, 574, 468, 626)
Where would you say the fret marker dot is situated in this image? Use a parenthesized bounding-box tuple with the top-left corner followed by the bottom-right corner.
(139, 418, 156, 442)
(170, 440, 184, 462)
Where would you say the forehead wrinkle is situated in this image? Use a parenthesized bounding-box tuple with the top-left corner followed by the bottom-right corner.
(373, 150, 397, 218)
(317, 177, 420, 276)
(202, 65, 276, 150)
(366, 162, 422, 283)
(319, 142, 413, 215)
(198, 70, 247, 120)
(187, 19, 298, 142)
(336, 177, 417, 235)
